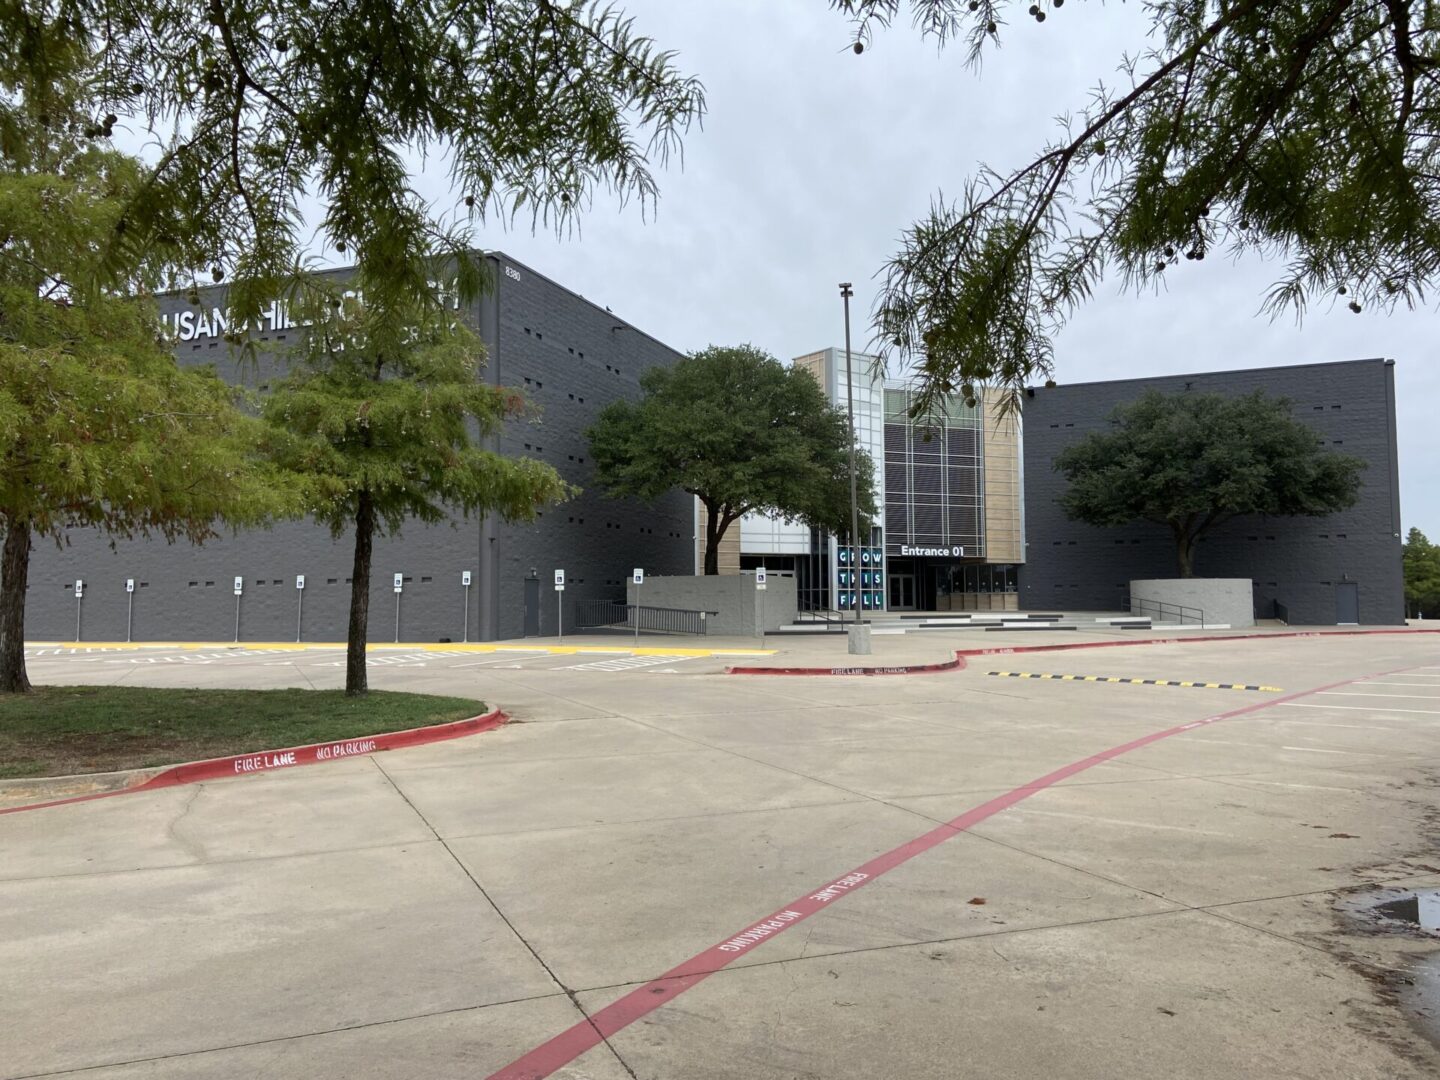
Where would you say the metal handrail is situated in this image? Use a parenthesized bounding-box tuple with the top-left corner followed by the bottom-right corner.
(571, 599, 716, 636)
(1124, 595, 1205, 626)
(792, 607, 869, 632)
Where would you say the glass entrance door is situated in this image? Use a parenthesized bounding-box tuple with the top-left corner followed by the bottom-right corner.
(889, 573, 916, 611)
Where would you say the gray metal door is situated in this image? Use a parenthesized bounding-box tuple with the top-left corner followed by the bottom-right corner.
(1335, 582, 1359, 625)
(523, 575, 541, 636)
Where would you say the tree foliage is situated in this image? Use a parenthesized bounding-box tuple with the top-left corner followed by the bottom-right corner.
(835, 1, 1440, 412)
(588, 344, 876, 575)
(263, 298, 572, 693)
(1, 0, 706, 334)
(1054, 390, 1365, 577)
(1403, 526, 1440, 616)
(0, 101, 299, 693)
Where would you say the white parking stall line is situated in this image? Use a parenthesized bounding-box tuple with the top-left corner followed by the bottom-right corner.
(448, 654, 541, 669)
(560, 655, 696, 672)
(1277, 702, 1440, 715)
(1317, 691, 1440, 700)
(318, 653, 431, 668)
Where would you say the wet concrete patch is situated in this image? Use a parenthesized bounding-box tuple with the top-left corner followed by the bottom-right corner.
(1342, 888, 1440, 1049)
(1375, 891, 1440, 933)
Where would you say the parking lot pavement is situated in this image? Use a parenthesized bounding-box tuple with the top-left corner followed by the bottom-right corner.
(4, 631, 1440, 1078)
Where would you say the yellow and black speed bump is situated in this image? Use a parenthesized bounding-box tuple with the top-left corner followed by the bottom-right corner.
(986, 671, 1283, 692)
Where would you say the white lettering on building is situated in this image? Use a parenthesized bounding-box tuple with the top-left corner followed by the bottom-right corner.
(898, 545, 965, 558)
(164, 280, 462, 344)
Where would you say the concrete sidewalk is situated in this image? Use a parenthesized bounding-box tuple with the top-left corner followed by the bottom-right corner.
(4, 631, 1440, 1078)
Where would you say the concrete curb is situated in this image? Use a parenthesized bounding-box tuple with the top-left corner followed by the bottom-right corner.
(723, 627, 1440, 676)
(726, 656, 966, 677)
(0, 708, 509, 816)
(956, 627, 1440, 660)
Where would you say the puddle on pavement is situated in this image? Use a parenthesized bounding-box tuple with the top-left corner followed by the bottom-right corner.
(1347, 888, 1440, 1048)
(1374, 891, 1440, 933)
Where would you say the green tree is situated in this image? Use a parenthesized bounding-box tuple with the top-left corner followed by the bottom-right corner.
(1403, 527, 1440, 617)
(588, 344, 876, 575)
(1, 0, 704, 339)
(263, 297, 572, 695)
(0, 105, 298, 693)
(1054, 390, 1364, 578)
(836, 1, 1440, 411)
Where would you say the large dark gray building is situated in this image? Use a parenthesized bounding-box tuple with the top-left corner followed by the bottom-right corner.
(24, 252, 694, 643)
(1019, 358, 1405, 625)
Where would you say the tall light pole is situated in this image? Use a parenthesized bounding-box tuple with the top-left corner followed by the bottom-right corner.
(839, 283, 870, 654)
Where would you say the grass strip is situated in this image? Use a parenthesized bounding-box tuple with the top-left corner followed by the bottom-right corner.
(0, 686, 487, 778)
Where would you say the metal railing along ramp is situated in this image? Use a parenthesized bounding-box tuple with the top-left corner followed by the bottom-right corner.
(570, 599, 717, 636)
(1124, 595, 1205, 626)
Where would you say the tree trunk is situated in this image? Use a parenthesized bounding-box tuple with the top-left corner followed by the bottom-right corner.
(703, 502, 722, 576)
(0, 521, 32, 693)
(345, 491, 375, 696)
(1175, 531, 1196, 578)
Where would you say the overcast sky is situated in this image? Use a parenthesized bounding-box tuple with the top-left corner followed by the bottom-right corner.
(393, 3, 1431, 535)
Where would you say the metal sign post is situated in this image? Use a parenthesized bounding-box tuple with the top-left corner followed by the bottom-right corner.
(393, 573, 403, 643)
(462, 570, 472, 642)
(125, 578, 134, 642)
(73, 579, 83, 642)
(295, 575, 306, 642)
(632, 567, 644, 646)
(232, 576, 243, 642)
(553, 569, 565, 640)
(755, 567, 767, 649)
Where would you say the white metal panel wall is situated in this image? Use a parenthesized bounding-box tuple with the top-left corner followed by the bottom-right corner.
(739, 513, 813, 554)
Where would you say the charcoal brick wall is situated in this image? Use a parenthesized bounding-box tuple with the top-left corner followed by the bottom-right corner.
(24, 253, 692, 643)
(481, 255, 692, 641)
(1019, 358, 1404, 625)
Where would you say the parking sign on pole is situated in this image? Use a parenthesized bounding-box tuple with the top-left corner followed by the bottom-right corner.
(554, 570, 565, 640)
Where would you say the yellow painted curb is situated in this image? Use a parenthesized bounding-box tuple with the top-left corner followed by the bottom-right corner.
(26, 640, 776, 658)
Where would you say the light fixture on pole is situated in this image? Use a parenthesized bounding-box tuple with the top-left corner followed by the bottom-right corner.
(839, 282, 871, 655)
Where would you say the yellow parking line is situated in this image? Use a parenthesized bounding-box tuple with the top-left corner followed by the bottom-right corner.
(26, 640, 776, 658)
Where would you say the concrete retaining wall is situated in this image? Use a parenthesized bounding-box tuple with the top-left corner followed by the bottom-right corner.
(1130, 578, 1255, 627)
(627, 573, 797, 636)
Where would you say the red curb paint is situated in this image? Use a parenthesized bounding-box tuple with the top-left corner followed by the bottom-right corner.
(486, 661, 1422, 1080)
(725, 627, 1440, 677)
(727, 656, 965, 677)
(0, 709, 508, 816)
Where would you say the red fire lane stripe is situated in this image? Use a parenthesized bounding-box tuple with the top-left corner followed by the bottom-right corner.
(0, 709, 509, 816)
(487, 663, 1421, 1080)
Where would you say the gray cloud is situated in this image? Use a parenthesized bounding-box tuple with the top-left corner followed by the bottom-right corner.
(426, 2, 1435, 536)
(125, 2, 1434, 535)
